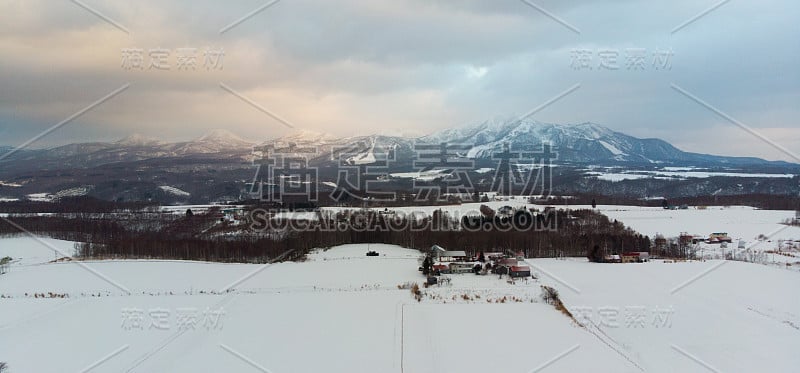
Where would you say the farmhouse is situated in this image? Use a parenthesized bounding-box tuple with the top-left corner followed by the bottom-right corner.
(448, 262, 476, 274)
(425, 245, 531, 278)
(481, 252, 505, 261)
(431, 245, 468, 262)
(708, 232, 733, 243)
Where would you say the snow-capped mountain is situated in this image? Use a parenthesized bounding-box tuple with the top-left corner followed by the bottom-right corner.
(256, 131, 415, 168)
(0, 122, 792, 168)
(418, 118, 679, 162)
(419, 118, 784, 165)
(266, 129, 340, 145)
(1, 129, 256, 169)
(174, 129, 254, 154)
(0, 121, 796, 204)
(115, 133, 164, 147)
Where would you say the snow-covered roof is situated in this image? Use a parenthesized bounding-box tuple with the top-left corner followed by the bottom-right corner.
(439, 250, 467, 257)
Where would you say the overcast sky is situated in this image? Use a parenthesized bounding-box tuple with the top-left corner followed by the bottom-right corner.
(0, 0, 798, 161)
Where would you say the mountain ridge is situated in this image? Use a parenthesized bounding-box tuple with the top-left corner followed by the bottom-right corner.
(0, 122, 795, 168)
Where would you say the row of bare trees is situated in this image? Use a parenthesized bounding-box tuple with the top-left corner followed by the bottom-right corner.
(1, 206, 650, 262)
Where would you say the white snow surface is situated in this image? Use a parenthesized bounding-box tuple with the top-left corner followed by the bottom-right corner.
(599, 140, 625, 155)
(588, 170, 794, 181)
(1, 236, 799, 372)
(591, 205, 800, 241)
(159, 185, 191, 197)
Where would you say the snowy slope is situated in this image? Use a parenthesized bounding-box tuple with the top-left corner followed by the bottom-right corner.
(159, 185, 191, 197)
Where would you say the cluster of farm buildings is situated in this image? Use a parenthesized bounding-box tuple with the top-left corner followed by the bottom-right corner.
(424, 245, 532, 278)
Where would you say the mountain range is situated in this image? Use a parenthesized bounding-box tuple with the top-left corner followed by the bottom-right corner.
(2, 120, 794, 167)
(0, 120, 797, 203)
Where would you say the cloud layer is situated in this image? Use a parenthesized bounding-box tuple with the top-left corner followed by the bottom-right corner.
(0, 0, 798, 161)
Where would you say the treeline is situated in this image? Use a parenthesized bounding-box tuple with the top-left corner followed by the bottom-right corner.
(0, 196, 157, 213)
(0, 215, 126, 243)
(253, 208, 650, 259)
(667, 194, 800, 210)
(75, 235, 307, 263)
(0, 207, 650, 262)
(535, 193, 800, 210)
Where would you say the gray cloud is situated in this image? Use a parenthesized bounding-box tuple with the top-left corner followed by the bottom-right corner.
(0, 0, 797, 161)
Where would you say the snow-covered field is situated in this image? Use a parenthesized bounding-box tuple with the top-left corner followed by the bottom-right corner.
(159, 185, 191, 197)
(594, 205, 800, 267)
(527, 257, 800, 372)
(594, 205, 798, 240)
(585, 170, 795, 181)
(2, 235, 800, 372)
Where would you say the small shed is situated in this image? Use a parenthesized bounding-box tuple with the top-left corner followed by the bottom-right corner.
(604, 254, 621, 263)
(509, 265, 531, 277)
(621, 253, 640, 263)
(622, 252, 649, 263)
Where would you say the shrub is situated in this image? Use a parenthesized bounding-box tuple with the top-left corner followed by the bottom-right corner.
(397, 282, 414, 290)
(410, 283, 422, 302)
(541, 285, 573, 318)
(541, 285, 560, 305)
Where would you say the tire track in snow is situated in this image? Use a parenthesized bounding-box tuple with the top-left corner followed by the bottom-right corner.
(747, 306, 800, 332)
(124, 293, 238, 372)
(576, 318, 646, 372)
(0, 297, 81, 332)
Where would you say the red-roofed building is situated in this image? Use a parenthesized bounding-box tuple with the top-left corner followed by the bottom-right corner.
(509, 265, 531, 278)
(622, 252, 649, 263)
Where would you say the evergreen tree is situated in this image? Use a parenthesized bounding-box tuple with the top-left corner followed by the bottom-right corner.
(587, 245, 603, 263)
(422, 256, 433, 275)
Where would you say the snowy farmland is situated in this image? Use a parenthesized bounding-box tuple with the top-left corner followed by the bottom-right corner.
(1, 235, 800, 372)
